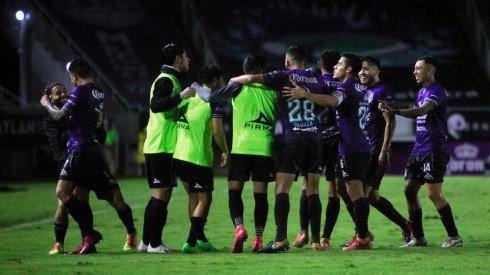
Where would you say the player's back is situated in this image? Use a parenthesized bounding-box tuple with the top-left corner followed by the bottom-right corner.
(64, 82, 104, 152)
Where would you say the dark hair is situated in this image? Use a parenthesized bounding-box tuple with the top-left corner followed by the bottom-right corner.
(197, 64, 222, 84)
(341, 52, 362, 75)
(242, 55, 266, 74)
(66, 58, 92, 78)
(43, 82, 63, 96)
(286, 45, 306, 64)
(361, 56, 381, 70)
(320, 49, 340, 72)
(161, 43, 185, 65)
(418, 55, 438, 69)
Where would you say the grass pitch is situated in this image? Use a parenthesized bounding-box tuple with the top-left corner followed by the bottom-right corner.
(1, 175, 489, 274)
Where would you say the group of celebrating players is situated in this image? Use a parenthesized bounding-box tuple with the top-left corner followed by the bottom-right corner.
(40, 43, 462, 255)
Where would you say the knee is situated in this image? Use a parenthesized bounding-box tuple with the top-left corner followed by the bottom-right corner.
(426, 190, 442, 203)
(106, 189, 125, 210)
(367, 193, 378, 205)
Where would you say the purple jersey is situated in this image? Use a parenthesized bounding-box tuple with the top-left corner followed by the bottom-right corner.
(62, 83, 104, 153)
(263, 69, 328, 143)
(412, 82, 449, 155)
(335, 78, 370, 155)
(366, 82, 394, 154)
(318, 73, 340, 138)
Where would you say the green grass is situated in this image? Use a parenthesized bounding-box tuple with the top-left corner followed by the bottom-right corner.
(1, 176, 489, 274)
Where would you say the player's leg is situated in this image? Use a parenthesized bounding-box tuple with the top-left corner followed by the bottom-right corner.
(341, 153, 372, 251)
(366, 157, 411, 244)
(50, 199, 69, 254)
(143, 153, 176, 253)
(402, 155, 427, 247)
(227, 154, 248, 253)
(320, 179, 339, 249)
(250, 155, 273, 252)
(292, 179, 309, 248)
(424, 153, 461, 248)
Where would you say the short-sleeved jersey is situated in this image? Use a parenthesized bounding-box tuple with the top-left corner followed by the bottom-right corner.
(366, 82, 395, 154)
(412, 82, 449, 155)
(263, 69, 328, 143)
(335, 77, 370, 155)
(173, 96, 223, 167)
(318, 73, 340, 138)
(231, 83, 277, 157)
(62, 82, 104, 153)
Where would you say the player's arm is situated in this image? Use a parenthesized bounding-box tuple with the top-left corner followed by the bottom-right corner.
(40, 94, 68, 121)
(193, 82, 242, 102)
(150, 78, 195, 112)
(282, 82, 341, 107)
(379, 111, 396, 168)
(212, 117, 229, 167)
(379, 100, 435, 118)
(229, 74, 265, 85)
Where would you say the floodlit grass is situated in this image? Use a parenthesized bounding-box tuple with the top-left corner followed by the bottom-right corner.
(1, 175, 489, 274)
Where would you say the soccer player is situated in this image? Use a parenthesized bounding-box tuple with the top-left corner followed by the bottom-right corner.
(359, 56, 412, 245)
(193, 56, 276, 253)
(230, 46, 327, 252)
(291, 49, 341, 249)
(40, 59, 105, 254)
(174, 64, 229, 253)
(379, 56, 462, 248)
(140, 43, 196, 253)
(283, 52, 373, 251)
(42, 82, 138, 254)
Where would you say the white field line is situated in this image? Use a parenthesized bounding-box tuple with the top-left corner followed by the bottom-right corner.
(0, 187, 230, 232)
(0, 205, 142, 232)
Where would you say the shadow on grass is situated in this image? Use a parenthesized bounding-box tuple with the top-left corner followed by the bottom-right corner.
(0, 185, 26, 192)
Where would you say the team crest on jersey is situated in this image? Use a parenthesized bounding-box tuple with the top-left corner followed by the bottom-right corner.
(355, 83, 366, 92)
(244, 112, 272, 131)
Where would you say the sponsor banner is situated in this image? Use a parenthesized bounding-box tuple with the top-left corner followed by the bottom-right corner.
(447, 109, 490, 141)
(387, 141, 490, 175)
(447, 141, 490, 175)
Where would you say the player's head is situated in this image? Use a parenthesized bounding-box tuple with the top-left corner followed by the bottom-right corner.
(198, 64, 223, 90)
(319, 49, 340, 73)
(285, 45, 306, 69)
(43, 82, 68, 108)
(334, 52, 361, 82)
(161, 43, 190, 73)
(414, 55, 437, 85)
(359, 56, 381, 86)
(243, 55, 266, 74)
(66, 58, 91, 78)
(66, 58, 92, 86)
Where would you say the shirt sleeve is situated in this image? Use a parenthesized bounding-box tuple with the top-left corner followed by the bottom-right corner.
(210, 102, 223, 119)
(194, 82, 243, 102)
(426, 86, 446, 106)
(150, 77, 182, 112)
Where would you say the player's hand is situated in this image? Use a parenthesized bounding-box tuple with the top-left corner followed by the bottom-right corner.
(378, 150, 390, 168)
(282, 82, 306, 102)
(378, 100, 394, 113)
(220, 152, 228, 167)
(180, 87, 196, 99)
(40, 94, 50, 107)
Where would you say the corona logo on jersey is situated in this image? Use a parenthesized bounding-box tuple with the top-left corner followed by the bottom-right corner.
(244, 112, 272, 131)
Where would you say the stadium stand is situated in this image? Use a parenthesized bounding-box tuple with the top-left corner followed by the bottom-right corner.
(0, 0, 489, 178)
